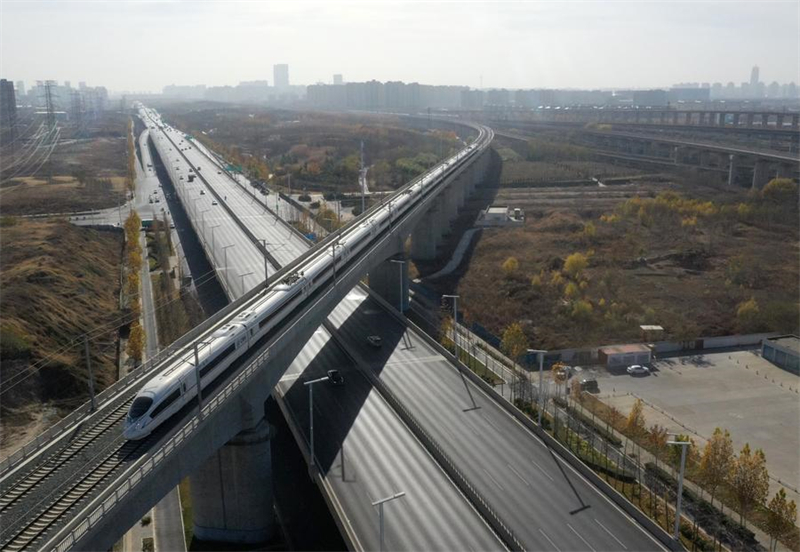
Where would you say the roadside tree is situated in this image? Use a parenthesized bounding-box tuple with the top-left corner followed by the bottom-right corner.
(766, 489, 797, 552)
(730, 443, 770, 526)
(699, 427, 734, 509)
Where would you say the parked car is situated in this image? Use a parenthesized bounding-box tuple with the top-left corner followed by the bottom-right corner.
(579, 378, 599, 393)
(327, 369, 344, 385)
(366, 335, 382, 348)
(626, 364, 650, 376)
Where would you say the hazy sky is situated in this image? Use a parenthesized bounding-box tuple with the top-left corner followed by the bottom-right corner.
(2, 0, 798, 92)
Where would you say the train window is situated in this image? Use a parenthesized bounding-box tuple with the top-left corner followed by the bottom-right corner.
(258, 317, 269, 329)
(129, 397, 153, 419)
(151, 388, 181, 419)
(199, 344, 236, 378)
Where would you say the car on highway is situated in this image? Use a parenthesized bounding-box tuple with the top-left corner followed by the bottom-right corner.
(626, 364, 650, 376)
(212, 200, 218, 206)
(200, 190, 206, 195)
(327, 369, 344, 385)
(366, 335, 382, 348)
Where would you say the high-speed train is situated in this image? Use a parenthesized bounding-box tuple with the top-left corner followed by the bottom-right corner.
(124, 119, 490, 440)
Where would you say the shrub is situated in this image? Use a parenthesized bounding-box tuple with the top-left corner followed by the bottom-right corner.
(298, 194, 312, 202)
(564, 252, 588, 278)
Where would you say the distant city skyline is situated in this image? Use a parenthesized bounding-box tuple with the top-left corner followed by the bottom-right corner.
(1, 1, 797, 93)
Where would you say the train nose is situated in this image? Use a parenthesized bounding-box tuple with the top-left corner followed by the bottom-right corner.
(123, 420, 145, 440)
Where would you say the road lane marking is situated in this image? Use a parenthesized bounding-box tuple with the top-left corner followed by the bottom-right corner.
(531, 458, 555, 482)
(538, 528, 562, 552)
(507, 463, 530, 486)
(568, 523, 596, 552)
(482, 468, 505, 491)
(481, 414, 501, 433)
(594, 518, 628, 550)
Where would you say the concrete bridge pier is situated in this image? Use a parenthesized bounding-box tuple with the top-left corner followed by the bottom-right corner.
(733, 113, 741, 127)
(752, 159, 770, 189)
(411, 204, 440, 260)
(369, 251, 409, 313)
(776, 163, 794, 179)
(190, 416, 275, 544)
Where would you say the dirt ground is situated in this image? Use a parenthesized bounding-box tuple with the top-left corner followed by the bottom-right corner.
(0, 175, 127, 215)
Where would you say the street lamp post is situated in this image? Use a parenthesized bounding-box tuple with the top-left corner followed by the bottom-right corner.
(260, 239, 272, 290)
(389, 259, 405, 314)
(193, 341, 205, 420)
(200, 208, 210, 235)
(222, 244, 236, 296)
(207, 223, 220, 253)
(528, 349, 547, 426)
(442, 295, 459, 360)
(303, 375, 329, 468)
(372, 492, 406, 552)
(668, 437, 691, 541)
(239, 271, 254, 297)
(331, 241, 341, 285)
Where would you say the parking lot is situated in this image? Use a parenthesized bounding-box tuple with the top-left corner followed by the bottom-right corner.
(594, 350, 800, 503)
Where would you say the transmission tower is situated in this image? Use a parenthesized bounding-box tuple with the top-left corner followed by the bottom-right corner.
(71, 90, 85, 136)
(42, 80, 57, 131)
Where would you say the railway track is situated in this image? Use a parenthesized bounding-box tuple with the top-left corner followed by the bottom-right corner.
(0, 434, 150, 552)
(0, 398, 134, 515)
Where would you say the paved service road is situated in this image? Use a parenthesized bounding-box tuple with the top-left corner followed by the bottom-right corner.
(327, 287, 667, 552)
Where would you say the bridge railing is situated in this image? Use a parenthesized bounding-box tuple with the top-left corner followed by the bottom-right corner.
(51, 344, 272, 552)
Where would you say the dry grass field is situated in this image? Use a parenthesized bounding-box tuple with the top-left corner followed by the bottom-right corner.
(0, 211, 124, 454)
(445, 145, 799, 350)
(0, 175, 127, 215)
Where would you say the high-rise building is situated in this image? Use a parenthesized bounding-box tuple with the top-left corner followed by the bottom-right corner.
(749, 65, 759, 88)
(333, 74, 343, 85)
(1, 79, 18, 146)
(15, 80, 25, 97)
(273, 64, 289, 89)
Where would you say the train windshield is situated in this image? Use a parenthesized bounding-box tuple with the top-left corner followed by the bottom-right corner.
(128, 397, 154, 419)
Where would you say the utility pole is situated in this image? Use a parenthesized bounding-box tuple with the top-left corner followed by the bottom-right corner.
(304, 375, 330, 469)
(372, 492, 406, 552)
(260, 239, 270, 290)
(83, 336, 96, 412)
(360, 140, 366, 214)
(194, 343, 204, 419)
(668, 437, 690, 541)
(443, 295, 459, 360)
